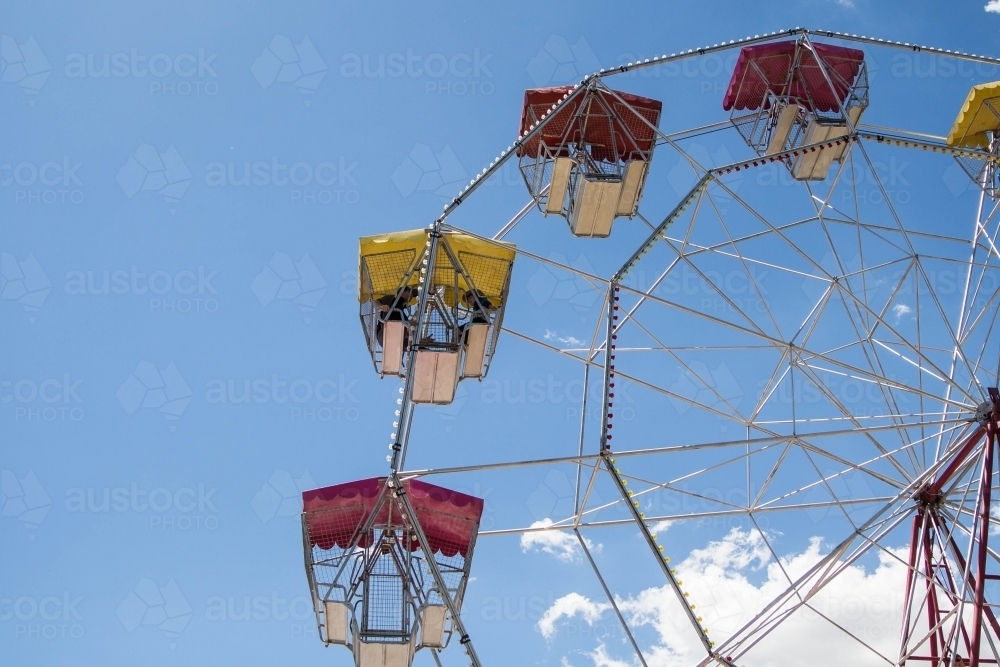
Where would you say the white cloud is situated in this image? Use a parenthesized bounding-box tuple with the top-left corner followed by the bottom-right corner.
(588, 644, 633, 667)
(520, 519, 600, 562)
(891, 303, 912, 323)
(835, 0, 854, 7)
(541, 528, 907, 666)
(987, 0, 1000, 13)
(538, 593, 611, 639)
(648, 520, 673, 537)
(544, 329, 585, 347)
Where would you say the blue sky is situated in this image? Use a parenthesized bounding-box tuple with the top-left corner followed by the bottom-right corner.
(5, 2, 1000, 666)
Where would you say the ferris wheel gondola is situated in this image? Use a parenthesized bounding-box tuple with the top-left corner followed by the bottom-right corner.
(358, 229, 514, 405)
(724, 38, 868, 180)
(302, 477, 484, 667)
(516, 84, 663, 237)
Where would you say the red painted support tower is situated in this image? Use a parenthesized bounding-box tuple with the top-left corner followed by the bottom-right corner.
(899, 389, 1000, 667)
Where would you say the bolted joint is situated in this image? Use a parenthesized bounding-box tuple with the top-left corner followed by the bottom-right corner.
(914, 484, 942, 508)
(976, 399, 995, 427)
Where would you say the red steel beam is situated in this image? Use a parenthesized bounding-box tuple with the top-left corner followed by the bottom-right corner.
(923, 426, 987, 504)
(970, 423, 997, 667)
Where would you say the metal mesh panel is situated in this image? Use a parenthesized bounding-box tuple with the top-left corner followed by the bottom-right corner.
(815, 52, 868, 109)
(730, 66, 868, 155)
(361, 249, 419, 299)
(955, 153, 1000, 198)
(456, 252, 509, 303)
(303, 505, 369, 612)
(731, 103, 786, 152)
(360, 299, 381, 365)
(416, 298, 459, 350)
(521, 100, 577, 157)
(360, 248, 419, 366)
(361, 542, 410, 641)
(421, 248, 459, 350)
(612, 101, 659, 161)
(518, 152, 555, 203)
(411, 506, 477, 610)
(748, 52, 794, 98)
(418, 246, 466, 351)
(577, 96, 616, 161)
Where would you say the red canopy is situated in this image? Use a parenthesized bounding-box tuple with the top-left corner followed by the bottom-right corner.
(303, 478, 484, 558)
(722, 41, 865, 112)
(517, 86, 662, 162)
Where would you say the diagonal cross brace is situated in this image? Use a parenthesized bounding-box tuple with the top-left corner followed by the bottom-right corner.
(391, 475, 484, 667)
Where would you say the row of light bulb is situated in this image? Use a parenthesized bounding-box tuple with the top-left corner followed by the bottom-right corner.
(443, 87, 582, 214)
(620, 184, 705, 278)
(603, 294, 713, 647)
(598, 28, 988, 75)
(435, 28, 993, 228)
(386, 239, 434, 463)
(609, 455, 715, 647)
(863, 134, 999, 162)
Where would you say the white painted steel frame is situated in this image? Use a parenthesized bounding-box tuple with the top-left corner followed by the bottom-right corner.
(371, 29, 1000, 667)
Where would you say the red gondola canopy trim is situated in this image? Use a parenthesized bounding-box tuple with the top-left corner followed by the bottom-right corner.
(303, 477, 484, 558)
(722, 41, 865, 112)
(516, 86, 663, 161)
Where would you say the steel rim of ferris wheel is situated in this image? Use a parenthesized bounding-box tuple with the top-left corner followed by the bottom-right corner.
(376, 30, 1000, 667)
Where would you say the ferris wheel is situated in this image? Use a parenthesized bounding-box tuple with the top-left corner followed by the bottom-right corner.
(300, 28, 1000, 667)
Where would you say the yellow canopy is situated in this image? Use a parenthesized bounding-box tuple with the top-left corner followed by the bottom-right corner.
(358, 228, 515, 306)
(947, 81, 1000, 148)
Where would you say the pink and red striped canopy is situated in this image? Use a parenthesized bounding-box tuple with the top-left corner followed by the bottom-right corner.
(303, 477, 484, 558)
